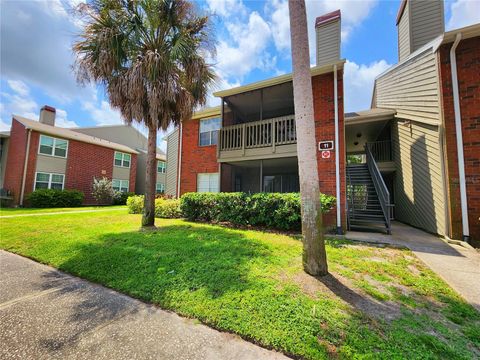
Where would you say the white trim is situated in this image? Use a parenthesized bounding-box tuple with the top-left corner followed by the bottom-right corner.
(450, 33, 469, 240)
(177, 123, 183, 197)
(113, 151, 131, 168)
(38, 134, 69, 159)
(34, 171, 65, 191)
(112, 178, 129, 192)
(157, 160, 166, 173)
(334, 65, 341, 234)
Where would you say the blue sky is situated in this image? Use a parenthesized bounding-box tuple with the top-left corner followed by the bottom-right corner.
(1, 0, 479, 148)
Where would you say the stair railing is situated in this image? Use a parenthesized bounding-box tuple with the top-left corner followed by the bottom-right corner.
(346, 170, 354, 230)
(365, 144, 393, 234)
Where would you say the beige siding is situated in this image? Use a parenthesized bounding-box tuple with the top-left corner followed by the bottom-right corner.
(398, 1, 411, 62)
(315, 20, 340, 66)
(165, 129, 179, 197)
(112, 166, 130, 181)
(375, 50, 440, 124)
(156, 172, 166, 185)
(392, 120, 445, 235)
(36, 154, 67, 174)
(410, 0, 444, 52)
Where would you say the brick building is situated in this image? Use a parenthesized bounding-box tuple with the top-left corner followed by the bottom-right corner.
(166, 3, 480, 246)
(3, 106, 139, 205)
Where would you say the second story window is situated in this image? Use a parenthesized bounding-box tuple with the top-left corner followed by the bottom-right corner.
(157, 161, 166, 173)
(199, 117, 221, 146)
(114, 152, 131, 168)
(39, 135, 68, 158)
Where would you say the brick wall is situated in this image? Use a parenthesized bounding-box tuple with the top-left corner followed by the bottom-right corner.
(439, 36, 480, 246)
(312, 71, 346, 232)
(179, 119, 219, 194)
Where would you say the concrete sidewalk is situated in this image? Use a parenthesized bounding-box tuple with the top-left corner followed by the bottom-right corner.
(0, 251, 288, 360)
(345, 222, 480, 312)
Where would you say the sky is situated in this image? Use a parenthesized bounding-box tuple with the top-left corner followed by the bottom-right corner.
(1, 0, 479, 149)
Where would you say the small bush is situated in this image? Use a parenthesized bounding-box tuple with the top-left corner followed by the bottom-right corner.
(126, 195, 144, 214)
(92, 177, 114, 205)
(155, 198, 182, 218)
(113, 191, 135, 205)
(180, 192, 335, 231)
(26, 189, 84, 208)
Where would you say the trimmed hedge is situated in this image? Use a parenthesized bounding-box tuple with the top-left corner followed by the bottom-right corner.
(126, 195, 182, 218)
(180, 192, 335, 231)
(26, 189, 84, 208)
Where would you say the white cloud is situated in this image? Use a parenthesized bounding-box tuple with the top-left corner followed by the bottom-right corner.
(55, 108, 79, 128)
(82, 100, 124, 126)
(344, 59, 391, 112)
(7, 80, 30, 97)
(0, 119, 10, 132)
(447, 0, 480, 30)
(206, 0, 247, 18)
(266, 0, 378, 61)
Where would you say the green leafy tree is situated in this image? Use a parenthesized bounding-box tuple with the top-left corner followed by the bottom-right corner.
(73, 0, 216, 227)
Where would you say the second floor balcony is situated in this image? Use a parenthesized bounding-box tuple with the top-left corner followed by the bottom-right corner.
(218, 115, 297, 162)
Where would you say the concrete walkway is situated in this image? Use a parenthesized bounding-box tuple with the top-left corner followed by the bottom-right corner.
(345, 222, 480, 312)
(0, 207, 126, 219)
(0, 251, 288, 360)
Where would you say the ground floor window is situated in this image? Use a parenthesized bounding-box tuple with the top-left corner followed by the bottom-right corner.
(112, 179, 129, 192)
(197, 173, 219, 193)
(263, 174, 299, 193)
(156, 182, 165, 194)
(35, 172, 65, 190)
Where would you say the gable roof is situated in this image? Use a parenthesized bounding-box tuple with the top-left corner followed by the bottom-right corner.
(13, 115, 138, 154)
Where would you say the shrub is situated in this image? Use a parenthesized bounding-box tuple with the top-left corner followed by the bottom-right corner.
(155, 198, 182, 218)
(26, 189, 84, 208)
(92, 177, 114, 205)
(113, 191, 135, 205)
(126, 195, 144, 214)
(180, 192, 335, 231)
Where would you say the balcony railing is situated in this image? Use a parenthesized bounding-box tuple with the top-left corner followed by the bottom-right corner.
(366, 140, 392, 162)
(219, 115, 296, 153)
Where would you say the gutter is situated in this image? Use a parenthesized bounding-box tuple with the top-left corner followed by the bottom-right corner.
(334, 65, 342, 234)
(176, 123, 183, 198)
(450, 33, 470, 241)
(19, 129, 32, 206)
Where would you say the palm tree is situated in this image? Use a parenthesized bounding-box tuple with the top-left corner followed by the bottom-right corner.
(73, 0, 216, 228)
(288, 0, 328, 275)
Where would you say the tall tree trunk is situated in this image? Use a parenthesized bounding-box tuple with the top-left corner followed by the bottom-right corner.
(142, 124, 157, 227)
(289, 0, 328, 276)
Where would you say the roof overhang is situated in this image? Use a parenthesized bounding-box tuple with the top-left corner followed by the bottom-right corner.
(191, 106, 221, 120)
(345, 108, 396, 126)
(213, 60, 346, 98)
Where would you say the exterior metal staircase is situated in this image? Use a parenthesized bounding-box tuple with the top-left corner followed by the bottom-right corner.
(347, 145, 393, 234)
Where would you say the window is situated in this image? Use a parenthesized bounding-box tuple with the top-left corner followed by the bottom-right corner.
(197, 173, 219, 193)
(38, 135, 68, 158)
(157, 161, 166, 173)
(199, 117, 221, 146)
(114, 152, 131, 168)
(156, 182, 165, 194)
(112, 179, 129, 192)
(35, 172, 64, 190)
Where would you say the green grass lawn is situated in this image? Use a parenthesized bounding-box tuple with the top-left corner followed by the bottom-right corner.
(1, 210, 478, 359)
(0, 205, 127, 216)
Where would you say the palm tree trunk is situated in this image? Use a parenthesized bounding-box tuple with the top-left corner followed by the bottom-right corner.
(142, 124, 157, 227)
(289, 0, 328, 276)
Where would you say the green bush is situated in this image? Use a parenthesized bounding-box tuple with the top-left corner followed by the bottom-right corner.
(155, 198, 182, 218)
(126, 195, 182, 219)
(126, 195, 144, 214)
(113, 191, 135, 205)
(180, 192, 335, 231)
(26, 189, 84, 208)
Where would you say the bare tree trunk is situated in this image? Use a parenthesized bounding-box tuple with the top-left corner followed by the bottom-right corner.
(288, 0, 328, 276)
(142, 124, 157, 228)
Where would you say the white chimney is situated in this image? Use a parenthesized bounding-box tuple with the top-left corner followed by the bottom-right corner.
(315, 10, 341, 67)
(39, 105, 56, 126)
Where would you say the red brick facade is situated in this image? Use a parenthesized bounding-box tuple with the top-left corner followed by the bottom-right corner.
(179, 119, 219, 194)
(439, 37, 480, 245)
(312, 72, 346, 231)
(3, 119, 137, 206)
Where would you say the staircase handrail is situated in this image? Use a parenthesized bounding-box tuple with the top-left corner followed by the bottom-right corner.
(365, 144, 392, 234)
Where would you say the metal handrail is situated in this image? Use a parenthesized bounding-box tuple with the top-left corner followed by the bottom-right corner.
(365, 144, 393, 234)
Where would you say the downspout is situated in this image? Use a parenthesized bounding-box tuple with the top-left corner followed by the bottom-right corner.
(176, 123, 183, 198)
(334, 65, 341, 234)
(19, 128, 32, 206)
(450, 33, 469, 241)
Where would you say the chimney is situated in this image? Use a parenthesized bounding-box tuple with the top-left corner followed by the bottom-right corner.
(39, 105, 56, 126)
(315, 9, 341, 66)
(397, 0, 444, 62)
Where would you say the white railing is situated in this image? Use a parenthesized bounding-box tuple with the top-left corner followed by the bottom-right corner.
(219, 115, 296, 153)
